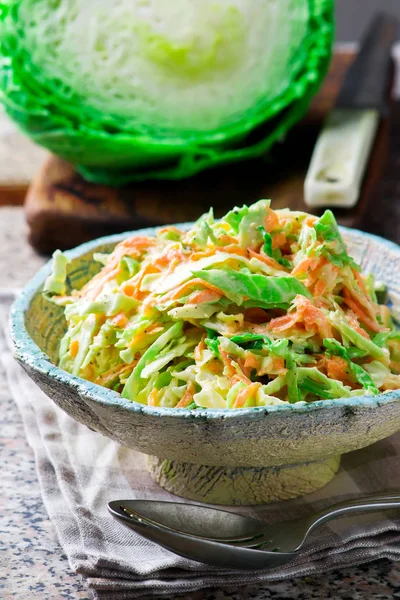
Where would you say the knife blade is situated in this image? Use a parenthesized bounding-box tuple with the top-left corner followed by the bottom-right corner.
(305, 12, 399, 209)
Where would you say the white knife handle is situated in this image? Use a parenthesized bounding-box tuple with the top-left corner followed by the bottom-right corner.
(304, 108, 379, 208)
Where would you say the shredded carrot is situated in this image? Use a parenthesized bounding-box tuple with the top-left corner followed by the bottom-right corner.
(219, 350, 237, 378)
(304, 259, 330, 288)
(113, 313, 129, 328)
(230, 374, 246, 386)
(219, 234, 238, 245)
(69, 339, 79, 358)
(190, 249, 215, 260)
(269, 296, 332, 340)
(221, 245, 248, 257)
(101, 237, 154, 274)
(353, 269, 368, 295)
(114, 236, 156, 258)
(343, 290, 382, 333)
(233, 382, 261, 408)
(81, 364, 95, 381)
(127, 323, 163, 348)
(146, 323, 164, 335)
(311, 261, 338, 297)
(243, 354, 259, 370)
(128, 331, 146, 348)
(343, 283, 379, 321)
(122, 283, 136, 297)
(154, 246, 186, 269)
(248, 249, 284, 271)
(140, 292, 157, 316)
(256, 356, 286, 376)
(208, 360, 223, 374)
(157, 226, 183, 236)
(344, 298, 380, 332)
(121, 264, 160, 301)
(345, 311, 370, 339)
(133, 263, 161, 292)
(164, 278, 222, 301)
(264, 209, 279, 232)
(233, 372, 252, 385)
(326, 356, 353, 386)
(95, 362, 135, 386)
(100, 237, 155, 275)
(305, 215, 317, 226)
(187, 289, 223, 305)
(190, 247, 219, 262)
(268, 313, 297, 332)
(294, 295, 333, 339)
(132, 290, 147, 302)
(194, 336, 206, 362)
(271, 357, 286, 373)
(220, 351, 251, 384)
(148, 389, 159, 407)
(176, 381, 196, 408)
(390, 361, 400, 374)
(237, 357, 253, 379)
(272, 232, 287, 250)
(383, 382, 399, 391)
(314, 278, 327, 297)
(80, 236, 157, 299)
(81, 269, 119, 300)
(291, 256, 320, 277)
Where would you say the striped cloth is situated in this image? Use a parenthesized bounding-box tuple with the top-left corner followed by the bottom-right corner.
(2, 296, 400, 600)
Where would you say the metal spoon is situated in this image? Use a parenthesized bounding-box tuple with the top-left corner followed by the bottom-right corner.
(108, 493, 400, 569)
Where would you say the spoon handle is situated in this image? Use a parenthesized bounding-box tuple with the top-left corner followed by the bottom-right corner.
(301, 493, 400, 549)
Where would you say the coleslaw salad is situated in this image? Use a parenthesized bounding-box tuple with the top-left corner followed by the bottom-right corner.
(44, 200, 400, 409)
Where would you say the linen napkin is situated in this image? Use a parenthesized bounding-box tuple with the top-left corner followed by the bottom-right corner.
(2, 295, 400, 600)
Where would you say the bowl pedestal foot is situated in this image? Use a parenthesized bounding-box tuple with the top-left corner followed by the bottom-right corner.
(147, 454, 341, 505)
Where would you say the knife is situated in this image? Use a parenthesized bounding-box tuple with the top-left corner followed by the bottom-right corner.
(304, 12, 399, 209)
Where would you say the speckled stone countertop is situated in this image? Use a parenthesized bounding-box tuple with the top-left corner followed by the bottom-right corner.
(2, 207, 400, 600)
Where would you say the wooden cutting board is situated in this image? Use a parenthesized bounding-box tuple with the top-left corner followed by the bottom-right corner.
(24, 51, 393, 255)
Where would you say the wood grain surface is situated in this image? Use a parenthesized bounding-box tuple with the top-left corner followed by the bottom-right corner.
(24, 51, 393, 254)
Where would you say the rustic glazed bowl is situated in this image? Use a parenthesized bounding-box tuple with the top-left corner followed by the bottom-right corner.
(10, 225, 400, 505)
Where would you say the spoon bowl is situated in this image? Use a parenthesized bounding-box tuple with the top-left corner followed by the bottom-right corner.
(109, 500, 265, 544)
(108, 494, 400, 567)
(108, 501, 297, 569)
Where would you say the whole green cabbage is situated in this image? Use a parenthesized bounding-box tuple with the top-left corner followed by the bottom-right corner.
(0, 0, 334, 184)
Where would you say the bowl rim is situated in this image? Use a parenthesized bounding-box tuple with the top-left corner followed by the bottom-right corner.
(9, 222, 400, 422)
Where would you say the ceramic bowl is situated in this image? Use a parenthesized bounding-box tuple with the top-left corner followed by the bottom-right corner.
(10, 225, 400, 505)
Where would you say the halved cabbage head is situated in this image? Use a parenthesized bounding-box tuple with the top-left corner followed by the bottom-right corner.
(0, 0, 334, 183)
